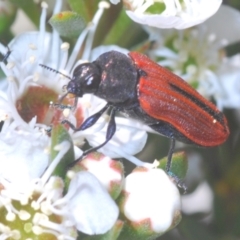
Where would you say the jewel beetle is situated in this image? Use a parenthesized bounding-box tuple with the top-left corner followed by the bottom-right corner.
(41, 51, 229, 172)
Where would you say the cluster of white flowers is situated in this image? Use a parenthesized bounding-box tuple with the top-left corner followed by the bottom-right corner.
(144, 5, 240, 110)
(0, 0, 235, 239)
(111, 0, 222, 29)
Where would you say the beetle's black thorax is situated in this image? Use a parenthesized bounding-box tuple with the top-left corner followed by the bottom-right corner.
(94, 51, 139, 107)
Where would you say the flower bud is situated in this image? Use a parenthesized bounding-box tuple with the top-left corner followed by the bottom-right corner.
(119, 167, 181, 238)
(74, 152, 124, 199)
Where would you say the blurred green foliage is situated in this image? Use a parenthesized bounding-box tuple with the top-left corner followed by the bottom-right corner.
(0, 0, 240, 239)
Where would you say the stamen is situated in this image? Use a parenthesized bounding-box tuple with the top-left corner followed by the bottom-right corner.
(162, 0, 177, 15)
(108, 146, 155, 168)
(7, 76, 16, 82)
(59, 42, 70, 70)
(10, 230, 21, 240)
(19, 210, 31, 220)
(67, 2, 109, 71)
(135, 0, 154, 13)
(53, 0, 63, 15)
(32, 72, 40, 82)
(38, 2, 48, 59)
(82, 1, 110, 60)
(32, 212, 75, 239)
(183, 0, 194, 15)
(40, 141, 71, 186)
(24, 222, 32, 233)
(29, 43, 37, 50)
(40, 201, 53, 215)
(61, 42, 70, 51)
(173, 0, 182, 12)
(49, 0, 63, 69)
(65, 27, 89, 72)
(6, 62, 15, 69)
(63, 108, 71, 118)
(6, 212, 16, 221)
(29, 56, 36, 64)
(32, 225, 43, 235)
(18, 75, 33, 95)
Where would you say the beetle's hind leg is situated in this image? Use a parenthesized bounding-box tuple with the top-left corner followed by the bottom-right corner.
(166, 138, 187, 193)
(166, 138, 175, 173)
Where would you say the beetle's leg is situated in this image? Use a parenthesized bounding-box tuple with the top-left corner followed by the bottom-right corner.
(62, 103, 109, 131)
(166, 138, 187, 193)
(68, 107, 117, 168)
(53, 95, 78, 111)
(168, 171, 187, 194)
(82, 107, 116, 156)
(166, 138, 175, 173)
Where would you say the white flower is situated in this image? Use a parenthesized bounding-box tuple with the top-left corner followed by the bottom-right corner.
(182, 181, 213, 214)
(0, 1, 122, 238)
(145, 5, 240, 109)
(123, 0, 222, 29)
(0, 0, 151, 173)
(0, 0, 150, 168)
(75, 152, 124, 199)
(0, 122, 119, 237)
(109, 0, 120, 4)
(55, 171, 119, 235)
(120, 168, 181, 236)
(0, 128, 78, 238)
(0, 119, 49, 192)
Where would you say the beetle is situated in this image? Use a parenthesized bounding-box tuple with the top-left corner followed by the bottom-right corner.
(41, 51, 229, 172)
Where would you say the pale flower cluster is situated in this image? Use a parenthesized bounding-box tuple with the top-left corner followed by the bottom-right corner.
(0, 0, 233, 239)
(145, 5, 240, 110)
(110, 0, 222, 29)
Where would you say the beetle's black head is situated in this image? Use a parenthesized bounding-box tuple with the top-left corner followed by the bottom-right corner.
(67, 62, 101, 97)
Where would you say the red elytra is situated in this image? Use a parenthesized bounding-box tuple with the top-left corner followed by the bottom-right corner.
(41, 50, 230, 172)
(129, 52, 229, 147)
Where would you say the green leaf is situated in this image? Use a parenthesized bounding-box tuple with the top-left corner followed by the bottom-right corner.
(49, 11, 86, 38)
(9, 0, 40, 27)
(146, 2, 166, 14)
(103, 8, 147, 48)
(68, 0, 100, 22)
(0, 2, 17, 34)
(179, 216, 217, 240)
(50, 123, 75, 178)
(81, 220, 124, 240)
(158, 152, 188, 179)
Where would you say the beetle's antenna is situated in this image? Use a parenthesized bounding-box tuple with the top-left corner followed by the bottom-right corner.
(39, 64, 72, 80)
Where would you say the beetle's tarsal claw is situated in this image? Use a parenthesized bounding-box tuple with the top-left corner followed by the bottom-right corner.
(58, 92, 69, 104)
(167, 170, 187, 194)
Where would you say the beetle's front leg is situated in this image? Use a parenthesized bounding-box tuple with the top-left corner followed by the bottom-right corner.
(68, 107, 117, 168)
(62, 103, 109, 131)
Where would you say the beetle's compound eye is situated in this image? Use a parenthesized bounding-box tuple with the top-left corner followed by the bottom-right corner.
(71, 63, 101, 96)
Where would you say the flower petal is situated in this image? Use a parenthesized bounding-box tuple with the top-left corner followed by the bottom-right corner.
(126, 0, 222, 29)
(67, 171, 119, 235)
(122, 168, 181, 233)
(0, 122, 49, 189)
(203, 5, 240, 47)
(85, 117, 148, 158)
